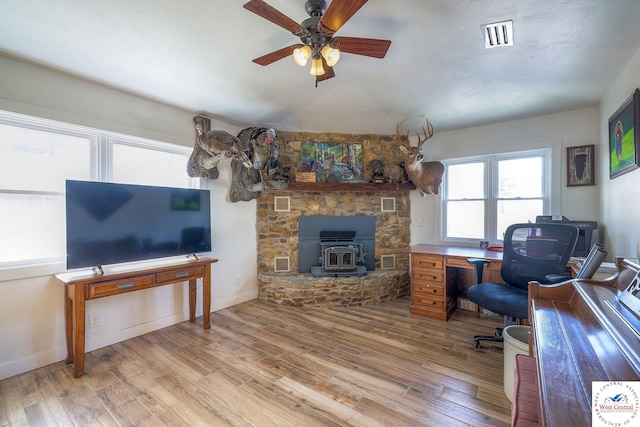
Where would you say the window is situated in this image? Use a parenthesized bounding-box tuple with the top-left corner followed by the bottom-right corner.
(442, 149, 549, 242)
(0, 111, 194, 272)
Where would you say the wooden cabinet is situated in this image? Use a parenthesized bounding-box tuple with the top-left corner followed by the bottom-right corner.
(410, 253, 451, 320)
(409, 245, 503, 321)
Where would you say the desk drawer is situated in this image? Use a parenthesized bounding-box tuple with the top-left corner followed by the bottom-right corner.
(156, 266, 204, 284)
(447, 256, 501, 271)
(412, 268, 444, 283)
(413, 283, 444, 296)
(412, 254, 444, 270)
(87, 274, 155, 299)
(411, 294, 445, 310)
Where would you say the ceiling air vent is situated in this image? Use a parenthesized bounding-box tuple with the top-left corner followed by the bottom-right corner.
(482, 20, 513, 48)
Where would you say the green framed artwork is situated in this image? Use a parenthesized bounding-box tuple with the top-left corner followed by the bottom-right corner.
(609, 88, 640, 179)
(300, 141, 364, 182)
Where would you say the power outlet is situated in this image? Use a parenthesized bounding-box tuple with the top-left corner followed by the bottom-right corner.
(89, 313, 101, 329)
(417, 218, 424, 227)
(234, 275, 241, 287)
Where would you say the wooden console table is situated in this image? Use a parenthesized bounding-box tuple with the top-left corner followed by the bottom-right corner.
(55, 257, 218, 377)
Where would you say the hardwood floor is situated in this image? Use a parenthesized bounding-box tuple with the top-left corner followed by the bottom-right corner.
(0, 297, 510, 426)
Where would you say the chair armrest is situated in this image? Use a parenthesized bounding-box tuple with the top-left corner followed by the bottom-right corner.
(544, 274, 572, 283)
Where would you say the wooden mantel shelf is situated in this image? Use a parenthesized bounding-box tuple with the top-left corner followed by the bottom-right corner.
(281, 182, 416, 192)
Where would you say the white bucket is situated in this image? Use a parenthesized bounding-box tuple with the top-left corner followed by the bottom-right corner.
(503, 325, 530, 402)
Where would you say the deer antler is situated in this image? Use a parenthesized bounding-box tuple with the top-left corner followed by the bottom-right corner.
(394, 120, 410, 147)
(416, 119, 434, 148)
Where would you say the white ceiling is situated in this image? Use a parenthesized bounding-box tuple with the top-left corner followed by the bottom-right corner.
(1, 0, 640, 134)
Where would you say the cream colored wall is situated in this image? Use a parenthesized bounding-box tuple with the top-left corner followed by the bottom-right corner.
(410, 107, 601, 245)
(599, 45, 640, 259)
(0, 54, 258, 379)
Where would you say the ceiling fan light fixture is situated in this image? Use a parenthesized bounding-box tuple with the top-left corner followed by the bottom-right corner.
(293, 45, 312, 66)
(309, 58, 325, 76)
(321, 45, 340, 67)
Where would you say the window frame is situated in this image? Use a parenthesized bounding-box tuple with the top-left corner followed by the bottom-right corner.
(440, 147, 552, 244)
(0, 110, 197, 280)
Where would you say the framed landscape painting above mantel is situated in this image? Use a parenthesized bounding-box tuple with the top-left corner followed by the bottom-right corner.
(300, 141, 364, 183)
(608, 88, 640, 179)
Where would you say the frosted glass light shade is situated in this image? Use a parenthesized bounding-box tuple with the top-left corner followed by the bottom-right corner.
(292, 45, 311, 66)
(321, 45, 341, 67)
(309, 58, 325, 76)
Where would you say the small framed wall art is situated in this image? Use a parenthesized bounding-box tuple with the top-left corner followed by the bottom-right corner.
(608, 88, 640, 179)
(566, 144, 595, 186)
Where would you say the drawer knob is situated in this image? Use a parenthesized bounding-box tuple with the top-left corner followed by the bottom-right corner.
(176, 272, 189, 278)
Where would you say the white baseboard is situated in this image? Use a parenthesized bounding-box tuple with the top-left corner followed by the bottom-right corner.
(0, 345, 67, 381)
(212, 290, 258, 311)
(84, 311, 190, 353)
(0, 291, 260, 380)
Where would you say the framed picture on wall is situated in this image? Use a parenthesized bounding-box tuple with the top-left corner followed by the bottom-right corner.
(567, 144, 595, 186)
(608, 88, 640, 179)
(299, 141, 364, 182)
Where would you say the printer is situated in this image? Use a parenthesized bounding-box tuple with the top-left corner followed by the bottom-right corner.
(535, 215, 598, 257)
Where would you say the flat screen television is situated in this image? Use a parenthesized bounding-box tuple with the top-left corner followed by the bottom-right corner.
(65, 180, 211, 270)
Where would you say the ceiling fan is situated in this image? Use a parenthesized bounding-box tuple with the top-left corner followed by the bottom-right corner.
(243, 0, 391, 84)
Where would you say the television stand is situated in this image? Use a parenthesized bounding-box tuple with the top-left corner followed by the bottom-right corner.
(55, 256, 218, 378)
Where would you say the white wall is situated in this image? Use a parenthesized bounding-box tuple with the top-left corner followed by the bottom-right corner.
(2, 43, 637, 378)
(410, 107, 601, 245)
(598, 45, 640, 259)
(0, 54, 257, 379)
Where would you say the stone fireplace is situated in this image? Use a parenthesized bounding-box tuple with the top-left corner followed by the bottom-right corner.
(255, 129, 412, 308)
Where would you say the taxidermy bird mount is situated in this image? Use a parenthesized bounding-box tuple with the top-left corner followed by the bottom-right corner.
(243, 0, 391, 86)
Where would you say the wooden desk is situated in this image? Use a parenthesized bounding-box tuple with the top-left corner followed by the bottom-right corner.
(409, 245, 503, 320)
(55, 257, 218, 377)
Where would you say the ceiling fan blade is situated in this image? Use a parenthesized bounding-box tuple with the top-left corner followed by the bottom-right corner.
(332, 37, 391, 58)
(318, 0, 368, 35)
(243, 0, 308, 36)
(253, 44, 302, 66)
(316, 57, 335, 82)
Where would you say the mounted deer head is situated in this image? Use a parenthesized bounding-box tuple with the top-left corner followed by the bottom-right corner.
(396, 119, 445, 196)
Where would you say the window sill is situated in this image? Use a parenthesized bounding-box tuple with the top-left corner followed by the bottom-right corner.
(0, 261, 65, 282)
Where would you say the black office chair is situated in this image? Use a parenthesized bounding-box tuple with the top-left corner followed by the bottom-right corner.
(467, 223, 579, 348)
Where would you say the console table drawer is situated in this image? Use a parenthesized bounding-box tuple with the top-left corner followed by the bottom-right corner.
(413, 283, 444, 296)
(87, 274, 155, 299)
(156, 266, 204, 284)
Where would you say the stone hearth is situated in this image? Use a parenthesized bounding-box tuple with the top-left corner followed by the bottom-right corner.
(256, 129, 412, 307)
(259, 270, 410, 307)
